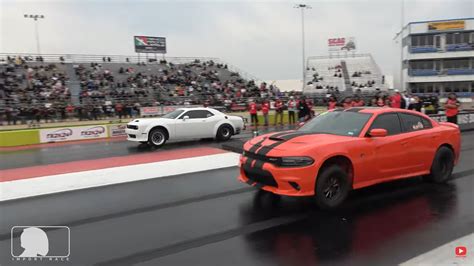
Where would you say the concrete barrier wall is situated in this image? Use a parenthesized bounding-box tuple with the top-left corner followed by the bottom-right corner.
(0, 124, 127, 147)
(0, 130, 40, 147)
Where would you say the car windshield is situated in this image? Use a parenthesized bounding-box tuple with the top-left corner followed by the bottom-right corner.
(298, 111, 372, 137)
(162, 109, 184, 119)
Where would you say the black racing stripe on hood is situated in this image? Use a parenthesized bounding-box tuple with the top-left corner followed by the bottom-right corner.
(255, 132, 314, 156)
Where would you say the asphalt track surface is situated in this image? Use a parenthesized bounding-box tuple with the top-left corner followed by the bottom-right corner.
(1, 130, 474, 265)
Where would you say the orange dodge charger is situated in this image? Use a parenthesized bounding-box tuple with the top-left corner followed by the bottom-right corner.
(238, 107, 460, 209)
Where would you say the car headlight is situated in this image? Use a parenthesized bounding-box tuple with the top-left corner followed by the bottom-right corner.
(279, 156, 314, 167)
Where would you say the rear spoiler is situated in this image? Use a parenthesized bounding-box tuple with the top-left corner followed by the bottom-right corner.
(439, 122, 459, 130)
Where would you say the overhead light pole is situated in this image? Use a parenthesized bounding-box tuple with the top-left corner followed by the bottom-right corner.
(393, 0, 405, 91)
(23, 14, 45, 55)
(294, 4, 311, 91)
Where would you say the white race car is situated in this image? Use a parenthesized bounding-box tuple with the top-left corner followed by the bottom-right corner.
(125, 107, 245, 147)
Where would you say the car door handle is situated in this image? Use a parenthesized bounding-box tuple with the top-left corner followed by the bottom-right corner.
(401, 141, 408, 146)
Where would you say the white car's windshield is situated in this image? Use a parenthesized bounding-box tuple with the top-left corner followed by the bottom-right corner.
(162, 109, 184, 119)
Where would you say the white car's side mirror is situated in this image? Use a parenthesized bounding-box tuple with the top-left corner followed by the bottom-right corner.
(182, 116, 190, 121)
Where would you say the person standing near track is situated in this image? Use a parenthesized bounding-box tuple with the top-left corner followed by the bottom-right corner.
(274, 98, 284, 126)
(445, 93, 460, 124)
(248, 99, 258, 127)
(390, 89, 402, 108)
(328, 96, 337, 110)
(262, 100, 270, 126)
(287, 96, 297, 124)
(297, 98, 310, 122)
(342, 97, 353, 109)
(352, 95, 365, 107)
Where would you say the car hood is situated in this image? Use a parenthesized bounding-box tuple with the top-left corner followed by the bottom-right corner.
(246, 131, 354, 153)
(128, 118, 169, 125)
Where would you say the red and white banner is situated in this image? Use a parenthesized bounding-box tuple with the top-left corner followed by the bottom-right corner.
(39, 125, 108, 143)
(328, 37, 356, 52)
(140, 107, 161, 116)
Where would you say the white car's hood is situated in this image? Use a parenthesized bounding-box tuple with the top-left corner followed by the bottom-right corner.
(128, 118, 169, 126)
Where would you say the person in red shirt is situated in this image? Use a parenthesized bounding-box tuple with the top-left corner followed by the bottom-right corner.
(248, 100, 259, 127)
(342, 97, 353, 109)
(390, 89, 402, 108)
(352, 96, 365, 107)
(65, 104, 74, 120)
(445, 93, 460, 124)
(328, 96, 337, 110)
(274, 98, 284, 126)
(262, 100, 270, 126)
(115, 102, 123, 119)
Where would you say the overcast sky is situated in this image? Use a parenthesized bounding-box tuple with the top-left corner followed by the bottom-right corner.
(1, 0, 473, 84)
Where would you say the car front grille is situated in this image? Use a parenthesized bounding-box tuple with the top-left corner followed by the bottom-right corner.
(127, 125, 138, 130)
(242, 163, 278, 188)
(243, 151, 281, 165)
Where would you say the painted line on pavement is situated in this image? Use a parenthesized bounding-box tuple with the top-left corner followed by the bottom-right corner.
(0, 147, 227, 182)
(0, 153, 240, 201)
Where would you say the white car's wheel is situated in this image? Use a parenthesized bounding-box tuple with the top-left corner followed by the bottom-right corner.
(148, 128, 167, 148)
(216, 124, 233, 141)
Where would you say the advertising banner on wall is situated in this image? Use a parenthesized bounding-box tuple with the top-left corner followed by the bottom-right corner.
(108, 124, 127, 137)
(134, 36, 166, 53)
(328, 37, 356, 52)
(40, 125, 108, 143)
(140, 106, 162, 116)
(428, 20, 465, 31)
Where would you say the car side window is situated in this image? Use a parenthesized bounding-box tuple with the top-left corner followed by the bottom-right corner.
(369, 113, 402, 136)
(180, 110, 213, 119)
(400, 113, 432, 132)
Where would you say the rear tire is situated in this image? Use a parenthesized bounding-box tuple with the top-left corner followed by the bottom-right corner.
(424, 146, 454, 183)
(314, 165, 351, 210)
(216, 124, 233, 141)
(148, 128, 167, 148)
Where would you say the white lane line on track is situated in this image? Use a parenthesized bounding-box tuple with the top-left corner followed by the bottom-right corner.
(400, 233, 473, 266)
(0, 153, 240, 202)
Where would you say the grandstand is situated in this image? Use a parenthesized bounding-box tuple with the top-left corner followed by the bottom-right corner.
(304, 54, 387, 97)
(0, 53, 304, 125)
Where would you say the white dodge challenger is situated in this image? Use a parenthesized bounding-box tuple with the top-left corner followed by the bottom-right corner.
(125, 107, 245, 147)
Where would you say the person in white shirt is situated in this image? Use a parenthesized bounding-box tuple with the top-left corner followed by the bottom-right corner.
(287, 96, 297, 124)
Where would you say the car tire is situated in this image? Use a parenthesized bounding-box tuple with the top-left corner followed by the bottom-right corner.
(314, 165, 351, 210)
(424, 146, 454, 183)
(216, 124, 233, 141)
(148, 128, 167, 148)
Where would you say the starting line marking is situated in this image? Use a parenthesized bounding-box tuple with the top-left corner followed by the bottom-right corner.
(0, 153, 240, 201)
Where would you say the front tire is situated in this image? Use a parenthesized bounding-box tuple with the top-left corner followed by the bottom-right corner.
(424, 146, 454, 183)
(148, 128, 167, 148)
(314, 165, 351, 210)
(216, 124, 233, 141)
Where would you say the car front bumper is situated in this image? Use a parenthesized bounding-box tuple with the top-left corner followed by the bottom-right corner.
(238, 155, 318, 196)
(125, 127, 148, 142)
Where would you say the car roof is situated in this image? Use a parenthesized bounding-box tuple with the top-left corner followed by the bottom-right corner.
(177, 107, 217, 112)
(342, 107, 427, 116)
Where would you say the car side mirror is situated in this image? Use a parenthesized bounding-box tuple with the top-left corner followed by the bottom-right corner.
(369, 128, 388, 137)
(182, 116, 189, 121)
